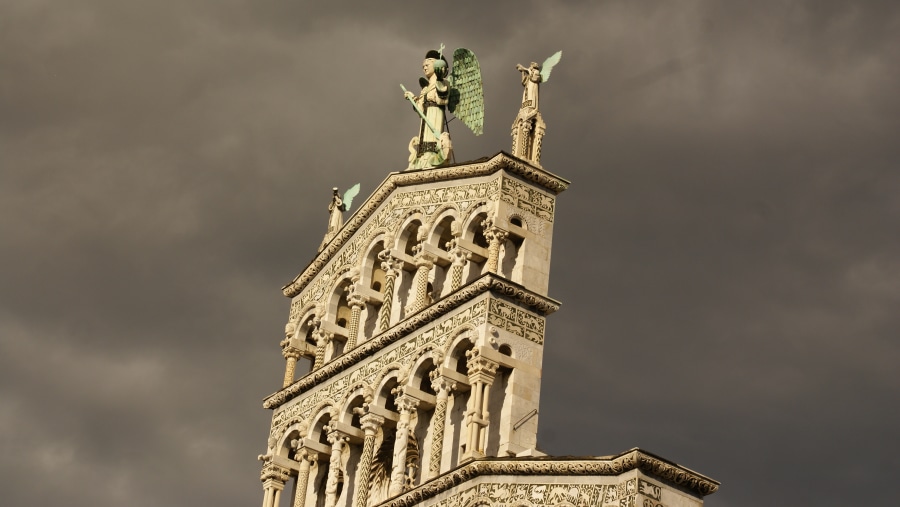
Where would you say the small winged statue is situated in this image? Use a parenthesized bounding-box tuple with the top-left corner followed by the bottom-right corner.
(318, 183, 360, 252)
(402, 45, 485, 170)
(511, 51, 561, 166)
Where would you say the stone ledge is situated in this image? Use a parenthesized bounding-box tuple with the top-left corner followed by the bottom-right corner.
(379, 449, 720, 507)
(263, 274, 561, 409)
(283, 152, 569, 298)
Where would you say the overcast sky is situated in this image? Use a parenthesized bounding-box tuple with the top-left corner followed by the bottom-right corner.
(2, 1, 899, 506)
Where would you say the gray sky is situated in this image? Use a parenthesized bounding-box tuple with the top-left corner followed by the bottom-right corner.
(2, 1, 898, 506)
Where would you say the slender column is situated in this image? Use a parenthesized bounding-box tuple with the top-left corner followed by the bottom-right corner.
(377, 252, 401, 332)
(388, 394, 419, 497)
(345, 290, 366, 350)
(282, 346, 302, 388)
(483, 223, 508, 275)
(447, 239, 469, 291)
(324, 427, 348, 507)
(260, 461, 290, 507)
(292, 450, 315, 507)
(428, 372, 456, 478)
(407, 252, 434, 315)
(312, 328, 332, 371)
(354, 413, 385, 507)
(462, 350, 498, 461)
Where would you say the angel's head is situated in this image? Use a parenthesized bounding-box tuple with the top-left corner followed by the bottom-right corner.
(529, 62, 542, 81)
(423, 50, 449, 80)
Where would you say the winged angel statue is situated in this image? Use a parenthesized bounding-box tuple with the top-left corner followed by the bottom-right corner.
(318, 183, 360, 252)
(402, 46, 484, 170)
(511, 51, 561, 166)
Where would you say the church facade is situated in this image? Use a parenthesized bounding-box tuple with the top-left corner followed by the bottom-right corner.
(256, 152, 719, 507)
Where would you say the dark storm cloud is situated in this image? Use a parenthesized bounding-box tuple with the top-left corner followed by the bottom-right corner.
(1, 1, 898, 506)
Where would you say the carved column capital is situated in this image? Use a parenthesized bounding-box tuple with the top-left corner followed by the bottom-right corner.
(429, 371, 457, 395)
(260, 461, 292, 483)
(314, 328, 334, 346)
(465, 349, 499, 383)
(447, 238, 471, 266)
(378, 250, 402, 275)
(347, 292, 367, 310)
(413, 251, 435, 270)
(392, 392, 420, 415)
(484, 227, 508, 244)
(281, 346, 302, 360)
(359, 413, 385, 435)
(324, 427, 350, 446)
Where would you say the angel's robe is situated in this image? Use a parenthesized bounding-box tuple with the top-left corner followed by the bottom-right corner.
(414, 78, 450, 156)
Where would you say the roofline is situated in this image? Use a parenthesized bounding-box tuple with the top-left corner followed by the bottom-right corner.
(378, 448, 719, 505)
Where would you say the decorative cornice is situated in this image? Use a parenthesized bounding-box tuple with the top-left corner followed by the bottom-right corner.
(263, 274, 560, 409)
(283, 152, 569, 298)
(378, 449, 719, 506)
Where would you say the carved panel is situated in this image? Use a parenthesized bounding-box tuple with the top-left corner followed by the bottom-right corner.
(500, 177, 555, 224)
(435, 481, 623, 507)
(488, 299, 545, 344)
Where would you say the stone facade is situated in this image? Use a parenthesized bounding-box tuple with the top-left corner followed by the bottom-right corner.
(259, 152, 718, 507)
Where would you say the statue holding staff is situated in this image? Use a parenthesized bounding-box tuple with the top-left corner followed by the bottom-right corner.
(401, 45, 484, 170)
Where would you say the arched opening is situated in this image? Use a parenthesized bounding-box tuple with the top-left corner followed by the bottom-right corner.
(445, 336, 474, 468)
(327, 280, 352, 361)
(359, 241, 386, 342)
(309, 411, 333, 507)
(485, 364, 512, 456)
(396, 221, 423, 321)
(500, 233, 525, 281)
(408, 357, 437, 486)
(366, 376, 401, 506)
(462, 213, 489, 283)
(294, 315, 318, 378)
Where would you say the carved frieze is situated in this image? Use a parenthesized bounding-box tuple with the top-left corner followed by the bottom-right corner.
(378, 451, 719, 507)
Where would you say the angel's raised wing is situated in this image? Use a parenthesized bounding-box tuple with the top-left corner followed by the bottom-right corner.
(540, 51, 562, 83)
(342, 183, 361, 211)
(448, 48, 484, 136)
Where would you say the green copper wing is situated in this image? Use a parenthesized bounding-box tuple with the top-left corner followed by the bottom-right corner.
(448, 48, 484, 136)
(342, 183, 361, 211)
(540, 51, 562, 83)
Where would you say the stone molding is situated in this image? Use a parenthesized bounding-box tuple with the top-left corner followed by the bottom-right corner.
(283, 152, 569, 298)
(378, 450, 719, 506)
(263, 274, 560, 409)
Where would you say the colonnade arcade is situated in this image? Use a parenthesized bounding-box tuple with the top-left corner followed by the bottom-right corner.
(261, 328, 517, 507)
(279, 204, 526, 388)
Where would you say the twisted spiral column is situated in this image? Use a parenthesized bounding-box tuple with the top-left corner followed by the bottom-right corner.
(354, 413, 384, 507)
(312, 329, 332, 371)
(377, 252, 401, 333)
(427, 373, 456, 478)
